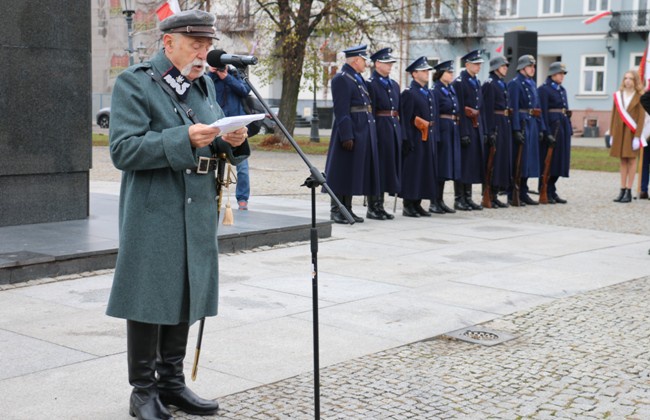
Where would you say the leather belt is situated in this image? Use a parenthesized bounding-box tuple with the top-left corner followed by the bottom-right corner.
(439, 114, 459, 122)
(548, 107, 571, 115)
(376, 110, 399, 117)
(350, 105, 372, 113)
(494, 109, 511, 116)
(194, 156, 219, 174)
(520, 108, 542, 117)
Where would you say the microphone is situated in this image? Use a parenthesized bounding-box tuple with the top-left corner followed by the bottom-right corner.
(207, 49, 258, 68)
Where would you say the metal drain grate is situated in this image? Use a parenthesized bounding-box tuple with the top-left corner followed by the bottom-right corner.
(444, 327, 516, 346)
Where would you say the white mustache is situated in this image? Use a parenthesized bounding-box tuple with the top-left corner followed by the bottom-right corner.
(181, 59, 205, 77)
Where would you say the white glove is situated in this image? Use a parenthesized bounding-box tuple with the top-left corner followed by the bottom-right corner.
(633, 137, 641, 150)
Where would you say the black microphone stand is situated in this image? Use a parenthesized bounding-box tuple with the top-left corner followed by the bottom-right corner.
(240, 69, 354, 419)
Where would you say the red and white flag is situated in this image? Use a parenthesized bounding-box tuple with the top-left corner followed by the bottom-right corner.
(583, 10, 612, 24)
(639, 37, 650, 90)
(156, 0, 181, 21)
(495, 44, 503, 53)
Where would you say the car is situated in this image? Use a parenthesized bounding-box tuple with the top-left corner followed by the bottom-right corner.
(258, 107, 279, 135)
(96, 107, 110, 128)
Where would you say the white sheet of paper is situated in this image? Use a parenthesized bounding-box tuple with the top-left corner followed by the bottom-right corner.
(209, 114, 266, 134)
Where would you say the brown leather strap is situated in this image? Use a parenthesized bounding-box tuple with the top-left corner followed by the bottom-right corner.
(548, 108, 567, 114)
(376, 110, 399, 117)
(439, 114, 459, 122)
(494, 109, 511, 116)
(519, 108, 542, 117)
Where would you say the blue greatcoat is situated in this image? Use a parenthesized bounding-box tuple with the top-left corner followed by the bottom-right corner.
(325, 63, 379, 196)
(399, 80, 438, 201)
(452, 70, 485, 184)
(482, 72, 513, 188)
(368, 70, 402, 194)
(431, 80, 461, 181)
(107, 51, 249, 325)
(538, 77, 572, 177)
(508, 73, 546, 178)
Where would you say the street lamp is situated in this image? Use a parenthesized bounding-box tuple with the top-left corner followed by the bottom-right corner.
(121, 0, 135, 66)
(309, 60, 320, 143)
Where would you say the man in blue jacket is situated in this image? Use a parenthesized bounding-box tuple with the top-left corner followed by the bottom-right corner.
(208, 64, 252, 210)
(324, 44, 380, 223)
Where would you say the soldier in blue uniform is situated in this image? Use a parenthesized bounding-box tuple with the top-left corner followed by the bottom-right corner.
(507, 54, 547, 206)
(366, 47, 402, 220)
(399, 56, 438, 217)
(452, 49, 485, 211)
(481, 55, 512, 208)
(431, 60, 460, 214)
(325, 44, 380, 223)
(538, 62, 571, 204)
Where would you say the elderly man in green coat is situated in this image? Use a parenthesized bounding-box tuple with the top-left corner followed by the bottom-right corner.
(106, 10, 249, 420)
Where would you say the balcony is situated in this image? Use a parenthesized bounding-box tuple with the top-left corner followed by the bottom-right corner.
(432, 17, 486, 40)
(609, 10, 650, 39)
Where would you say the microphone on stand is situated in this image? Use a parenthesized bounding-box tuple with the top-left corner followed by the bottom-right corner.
(207, 49, 258, 68)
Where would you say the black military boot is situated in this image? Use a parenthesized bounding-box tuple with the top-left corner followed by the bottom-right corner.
(454, 181, 471, 211)
(343, 195, 364, 223)
(465, 184, 482, 210)
(437, 181, 455, 213)
(613, 188, 626, 202)
(492, 188, 509, 208)
(366, 196, 387, 220)
(127, 320, 172, 420)
(376, 194, 395, 219)
(330, 196, 349, 224)
(157, 323, 220, 416)
(428, 200, 445, 214)
(402, 199, 421, 217)
(415, 200, 432, 217)
(619, 188, 632, 203)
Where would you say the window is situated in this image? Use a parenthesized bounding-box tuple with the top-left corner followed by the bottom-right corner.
(581, 55, 606, 94)
(497, 0, 518, 17)
(586, 0, 609, 13)
(631, 53, 643, 70)
(541, 0, 562, 15)
(424, 0, 441, 20)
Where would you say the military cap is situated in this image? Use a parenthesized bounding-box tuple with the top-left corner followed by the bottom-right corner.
(548, 61, 568, 76)
(434, 60, 454, 73)
(405, 56, 433, 73)
(516, 54, 536, 70)
(370, 47, 397, 63)
(343, 44, 369, 59)
(159, 10, 218, 39)
(461, 49, 485, 64)
(489, 56, 509, 72)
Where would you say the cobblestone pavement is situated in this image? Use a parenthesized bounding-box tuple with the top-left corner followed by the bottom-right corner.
(90, 146, 650, 418)
(171, 276, 650, 419)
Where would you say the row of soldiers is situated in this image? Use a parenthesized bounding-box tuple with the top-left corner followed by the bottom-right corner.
(324, 44, 572, 223)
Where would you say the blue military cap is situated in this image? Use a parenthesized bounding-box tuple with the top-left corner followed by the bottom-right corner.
(159, 10, 218, 39)
(343, 44, 369, 59)
(370, 47, 396, 63)
(405, 56, 433, 73)
(461, 49, 485, 64)
(434, 60, 454, 73)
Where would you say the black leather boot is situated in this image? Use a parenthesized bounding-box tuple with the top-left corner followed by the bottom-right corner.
(619, 188, 632, 203)
(330, 196, 349, 224)
(127, 320, 172, 420)
(343, 195, 364, 223)
(613, 188, 626, 202)
(437, 181, 455, 213)
(415, 200, 432, 217)
(376, 194, 394, 219)
(402, 199, 420, 217)
(454, 181, 471, 211)
(157, 323, 220, 416)
(428, 200, 445, 214)
(465, 184, 482, 210)
(366, 196, 387, 220)
(492, 188, 508, 208)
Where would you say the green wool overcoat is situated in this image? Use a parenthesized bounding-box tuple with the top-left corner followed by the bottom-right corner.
(106, 51, 249, 325)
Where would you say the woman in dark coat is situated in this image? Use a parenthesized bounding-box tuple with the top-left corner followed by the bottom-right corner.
(399, 56, 438, 217)
(431, 60, 460, 213)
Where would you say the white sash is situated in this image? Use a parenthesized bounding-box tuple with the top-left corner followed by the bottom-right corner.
(614, 91, 637, 134)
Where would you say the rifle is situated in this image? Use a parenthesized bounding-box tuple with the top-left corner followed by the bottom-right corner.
(512, 132, 524, 207)
(539, 123, 560, 204)
(191, 152, 228, 381)
(482, 131, 497, 208)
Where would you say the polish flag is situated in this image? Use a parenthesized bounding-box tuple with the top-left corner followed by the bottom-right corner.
(495, 44, 503, 53)
(639, 37, 650, 90)
(156, 0, 181, 21)
(583, 10, 612, 24)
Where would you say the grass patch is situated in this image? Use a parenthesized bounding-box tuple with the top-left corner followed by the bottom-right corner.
(571, 146, 619, 172)
(248, 134, 330, 155)
(92, 133, 109, 146)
